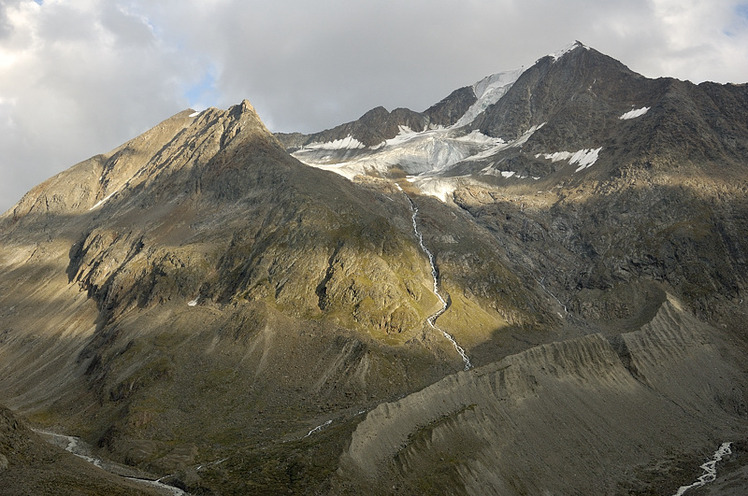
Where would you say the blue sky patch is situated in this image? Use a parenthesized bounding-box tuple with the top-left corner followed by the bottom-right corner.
(736, 3, 748, 19)
(184, 68, 219, 110)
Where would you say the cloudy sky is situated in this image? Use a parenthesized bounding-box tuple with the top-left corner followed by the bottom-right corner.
(1, 0, 747, 212)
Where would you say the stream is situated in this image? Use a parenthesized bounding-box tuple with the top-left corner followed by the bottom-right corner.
(398, 185, 472, 370)
(303, 419, 333, 438)
(672, 442, 732, 496)
(34, 429, 187, 496)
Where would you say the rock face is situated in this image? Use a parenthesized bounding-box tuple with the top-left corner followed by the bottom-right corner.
(0, 43, 746, 495)
(277, 106, 430, 150)
(423, 86, 477, 127)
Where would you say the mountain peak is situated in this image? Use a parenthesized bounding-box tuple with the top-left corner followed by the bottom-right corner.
(547, 40, 590, 62)
(3, 97, 287, 222)
(226, 98, 274, 136)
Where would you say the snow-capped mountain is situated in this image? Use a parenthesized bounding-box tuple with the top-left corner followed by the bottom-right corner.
(282, 40, 748, 203)
(280, 62, 529, 180)
(1, 42, 747, 495)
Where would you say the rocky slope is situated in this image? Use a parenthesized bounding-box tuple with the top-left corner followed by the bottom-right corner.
(335, 293, 746, 495)
(0, 43, 746, 494)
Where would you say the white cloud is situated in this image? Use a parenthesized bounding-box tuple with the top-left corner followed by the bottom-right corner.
(0, 0, 201, 211)
(0, 0, 196, 208)
(0, 0, 747, 213)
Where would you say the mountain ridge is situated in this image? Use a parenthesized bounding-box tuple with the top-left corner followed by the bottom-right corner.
(280, 41, 748, 190)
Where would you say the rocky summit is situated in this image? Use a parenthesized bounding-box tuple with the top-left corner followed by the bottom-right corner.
(1, 42, 747, 495)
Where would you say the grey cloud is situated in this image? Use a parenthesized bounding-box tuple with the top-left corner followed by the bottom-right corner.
(0, 0, 196, 212)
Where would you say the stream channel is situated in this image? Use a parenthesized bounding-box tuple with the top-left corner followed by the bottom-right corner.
(34, 429, 187, 495)
(672, 442, 733, 496)
(398, 185, 472, 370)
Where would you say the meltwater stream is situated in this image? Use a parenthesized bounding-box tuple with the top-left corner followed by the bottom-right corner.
(397, 185, 472, 370)
(672, 442, 732, 496)
(34, 429, 186, 496)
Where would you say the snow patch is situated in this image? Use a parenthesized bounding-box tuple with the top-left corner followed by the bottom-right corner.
(303, 161, 362, 181)
(188, 110, 202, 118)
(511, 122, 545, 147)
(303, 135, 365, 151)
(536, 151, 573, 163)
(188, 298, 199, 307)
(571, 148, 602, 172)
(536, 146, 602, 172)
(550, 41, 589, 62)
(89, 191, 117, 210)
(406, 176, 460, 203)
(480, 166, 535, 180)
(465, 123, 544, 163)
(383, 125, 429, 147)
(455, 129, 505, 145)
(455, 67, 525, 127)
(619, 106, 650, 120)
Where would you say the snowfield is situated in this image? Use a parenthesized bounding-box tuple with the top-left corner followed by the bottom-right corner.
(293, 126, 510, 178)
(536, 147, 602, 172)
(291, 64, 538, 184)
(303, 135, 365, 150)
(619, 106, 650, 120)
(454, 68, 524, 127)
(293, 119, 547, 190)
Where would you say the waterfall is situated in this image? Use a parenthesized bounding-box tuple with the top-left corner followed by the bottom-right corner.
(397, 185, 472, 370)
